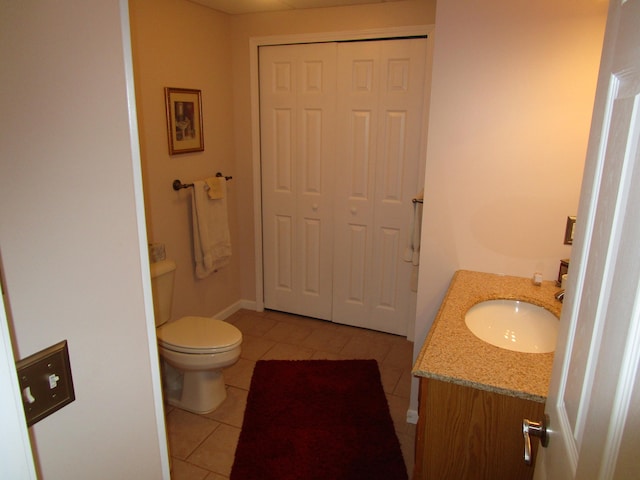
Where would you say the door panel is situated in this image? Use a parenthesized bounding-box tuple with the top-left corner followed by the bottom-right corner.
(275, 215, 292, 290)
(351, 111, 373, 198)
(261, 43, 336, 320)
(333, 39, 427, 335)
(346, 224, 368, 305)
(332, 41, 383, 328)
(377, 227, 400, 308)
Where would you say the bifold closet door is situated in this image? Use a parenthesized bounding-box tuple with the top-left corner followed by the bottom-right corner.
(332, 39, 426, 335)
(260, 43, 336, 320)
(260, 38, 426, 335)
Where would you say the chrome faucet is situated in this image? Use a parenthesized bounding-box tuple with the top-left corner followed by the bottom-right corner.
(555, 290, 565, 302)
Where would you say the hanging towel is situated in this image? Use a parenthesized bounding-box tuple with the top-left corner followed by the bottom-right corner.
(404, 190, 423, 266)
(404, 190, 423, 292)
(191, 180, 232, 279)
(205, 176, 225, 200)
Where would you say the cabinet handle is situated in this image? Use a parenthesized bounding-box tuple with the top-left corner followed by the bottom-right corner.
(522, 414, 549, 465)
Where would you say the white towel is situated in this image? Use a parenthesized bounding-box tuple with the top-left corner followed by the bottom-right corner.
(404, 190, 423, 292)
(411, 196, 422, 266)
(404, 190, 423, 266)
(205, 176, 225, 200)
(191, 180, 232, 279)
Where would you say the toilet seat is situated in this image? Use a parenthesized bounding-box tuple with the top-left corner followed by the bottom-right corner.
(157, 316, 242, 354)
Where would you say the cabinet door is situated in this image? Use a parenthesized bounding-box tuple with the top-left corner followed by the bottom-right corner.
(415, 378, 544, 480)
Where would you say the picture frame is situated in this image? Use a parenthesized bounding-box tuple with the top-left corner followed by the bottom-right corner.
(164, 87, 204, 155)
(564, 216, 576, 245)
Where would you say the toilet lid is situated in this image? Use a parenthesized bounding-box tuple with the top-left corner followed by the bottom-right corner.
(157, 316, 242, 354)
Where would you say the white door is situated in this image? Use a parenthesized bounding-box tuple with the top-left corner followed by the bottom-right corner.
(0, 292, 37, 479)
(536, 1, 640, 478)
(260, 43, 337, 320)
(261, 39, 426, 335)
(332, 39, 426, 335)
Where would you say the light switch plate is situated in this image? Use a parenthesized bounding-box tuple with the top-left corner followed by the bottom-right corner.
(16, 340, 75, 426)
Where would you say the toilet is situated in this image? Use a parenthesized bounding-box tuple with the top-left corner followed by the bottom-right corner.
(150, 259, 242, 414)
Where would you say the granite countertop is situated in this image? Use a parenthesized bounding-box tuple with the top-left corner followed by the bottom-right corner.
(412, 270, 562, 403)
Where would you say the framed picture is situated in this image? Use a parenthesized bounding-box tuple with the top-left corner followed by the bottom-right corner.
(564, 216, 576, 245)
(164, 87, 204, 155)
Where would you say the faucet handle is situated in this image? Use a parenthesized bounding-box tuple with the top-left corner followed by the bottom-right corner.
(554, 290, 565, 302)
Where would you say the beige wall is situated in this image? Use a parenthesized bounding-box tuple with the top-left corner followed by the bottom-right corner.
(412, 0, 607, 409)
(130, 0, 241, 320)
(0, 1, 168, 477)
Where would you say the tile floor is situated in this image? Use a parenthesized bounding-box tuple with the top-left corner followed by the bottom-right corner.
(164, 309, 416, 480)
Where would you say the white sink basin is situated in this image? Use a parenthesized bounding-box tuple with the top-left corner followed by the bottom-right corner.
(464, 299, 558, 353)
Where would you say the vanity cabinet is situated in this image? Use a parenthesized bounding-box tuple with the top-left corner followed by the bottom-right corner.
(413, 377, 545, 480)
(412, 271, 558, 479)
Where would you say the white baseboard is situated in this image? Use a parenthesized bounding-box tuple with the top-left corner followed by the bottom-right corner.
(238, 299, 258, 311)
(406, 409, 419, 424)
(214, 299, 257, 320)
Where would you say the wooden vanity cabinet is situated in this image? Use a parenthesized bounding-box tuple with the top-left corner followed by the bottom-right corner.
(413, 377, 545, 480)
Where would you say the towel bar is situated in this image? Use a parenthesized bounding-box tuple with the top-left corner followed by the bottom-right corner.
(173, 172, 232, 191)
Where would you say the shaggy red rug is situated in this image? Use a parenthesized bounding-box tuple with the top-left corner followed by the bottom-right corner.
(230, 359, 407, 480)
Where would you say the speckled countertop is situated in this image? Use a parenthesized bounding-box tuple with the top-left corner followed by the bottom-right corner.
(412, 270, 562, 403)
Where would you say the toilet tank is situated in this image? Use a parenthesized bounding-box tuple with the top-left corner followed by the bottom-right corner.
(149, 259, 176, 327)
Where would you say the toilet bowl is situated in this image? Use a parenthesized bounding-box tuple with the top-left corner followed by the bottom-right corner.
(150, 260, 243, 414)
(157, 316, 242, 413)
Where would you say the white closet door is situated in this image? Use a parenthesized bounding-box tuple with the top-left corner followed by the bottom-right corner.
(332, 39, 426, 335)
(260, 38, 427, 335)
(260, 43, 336, 320)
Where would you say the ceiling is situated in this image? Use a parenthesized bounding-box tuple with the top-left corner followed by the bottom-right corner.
(188, 0, 404, 15)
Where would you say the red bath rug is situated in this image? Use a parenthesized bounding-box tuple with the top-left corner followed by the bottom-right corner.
(230, 359, 407, 480)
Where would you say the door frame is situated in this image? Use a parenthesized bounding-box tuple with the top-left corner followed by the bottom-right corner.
(0, 292, 37, 479)
(250, 25, 435, 332)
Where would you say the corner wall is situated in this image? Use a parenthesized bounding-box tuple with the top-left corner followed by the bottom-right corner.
(0, 1, 168, 477)
(129, 0, 435, 317)
(412, 0, 607, 411)
(129, 0, 241, 320)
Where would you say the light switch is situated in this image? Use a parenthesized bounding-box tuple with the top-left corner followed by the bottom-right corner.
(22, 386, 36, 404)
(16, 340, 75, 426)
(48, 373, 60, 389)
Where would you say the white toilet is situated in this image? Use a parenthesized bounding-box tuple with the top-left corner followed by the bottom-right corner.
(150, 259, 242, 414)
